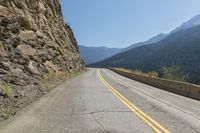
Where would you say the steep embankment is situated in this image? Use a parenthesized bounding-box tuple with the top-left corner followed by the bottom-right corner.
(0, 0, 84, 119)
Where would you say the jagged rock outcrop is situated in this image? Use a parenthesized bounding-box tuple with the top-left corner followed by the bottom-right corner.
(0, 0, 84, 119)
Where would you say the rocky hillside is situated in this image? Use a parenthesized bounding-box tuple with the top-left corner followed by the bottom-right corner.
(0, 0, 83, 119)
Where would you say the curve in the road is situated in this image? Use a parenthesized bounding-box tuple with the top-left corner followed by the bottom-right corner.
(98, 69, 170, 133)
(106, 71, 200, 121)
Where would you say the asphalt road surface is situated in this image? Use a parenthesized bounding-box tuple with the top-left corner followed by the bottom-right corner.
(0, 69, 200, 133)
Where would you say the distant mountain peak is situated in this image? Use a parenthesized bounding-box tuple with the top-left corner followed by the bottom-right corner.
(122, 33, 167, 52)
(123, 14, 200, 52)
(171, 14, 200, 33)
(187, 14, 200, 23)
(147, 33, 167, 44)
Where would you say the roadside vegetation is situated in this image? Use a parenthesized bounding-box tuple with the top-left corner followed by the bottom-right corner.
(160, 66, 188, 82)
(38, 70, 86, 93)
(117, 65, 188, 82)
(147, 71, 158, 77)
(5, 79, 11, 98)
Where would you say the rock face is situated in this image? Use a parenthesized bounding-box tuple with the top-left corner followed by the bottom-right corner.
(0, 0, 84, 118)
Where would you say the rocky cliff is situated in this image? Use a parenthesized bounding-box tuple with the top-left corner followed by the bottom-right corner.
(0, 0, 84, 119)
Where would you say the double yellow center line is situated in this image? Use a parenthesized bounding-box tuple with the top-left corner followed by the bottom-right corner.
(97, 70, 170, 133)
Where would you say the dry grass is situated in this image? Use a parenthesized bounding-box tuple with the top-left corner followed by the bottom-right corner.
(115, 67, 153, 77)
(38, 69, 86, 93)
(117, 67, 133, 73)
(5, 79, 11, 98)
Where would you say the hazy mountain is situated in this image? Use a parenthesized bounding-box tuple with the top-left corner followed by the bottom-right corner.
(90, 25, 200, 84)
(123, 14, 200, 52)
(79, 45, 122, 64)
(171, 14, 200, 33)
(81, 15, 200, 65)
(122, 33, 167, 52)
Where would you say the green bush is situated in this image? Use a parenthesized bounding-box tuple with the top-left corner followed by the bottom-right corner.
(161, 66, 188, 82)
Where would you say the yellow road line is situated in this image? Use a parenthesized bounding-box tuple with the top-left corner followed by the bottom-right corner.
(97, 69, 170, 133)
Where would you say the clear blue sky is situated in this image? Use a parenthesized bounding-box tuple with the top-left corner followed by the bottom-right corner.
(60, 0, 200, 48)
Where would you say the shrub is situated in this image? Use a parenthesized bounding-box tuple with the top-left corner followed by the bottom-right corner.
(118, 67, 132, 72)
(161, 66, 188, 82)
(133, 69, 143, 74)
(148, 71, 158, 77)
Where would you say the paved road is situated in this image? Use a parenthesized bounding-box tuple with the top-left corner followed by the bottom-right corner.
(0, 69, 200, 133)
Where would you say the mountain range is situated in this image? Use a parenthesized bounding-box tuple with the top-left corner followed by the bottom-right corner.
(171, 14, 200, 33)
(122, 33, 167, 52)
(79, 45, 122, 64)
(89, 14, 200, 84)
(80, 14, 200, 65)
(124, 14, 200, 52)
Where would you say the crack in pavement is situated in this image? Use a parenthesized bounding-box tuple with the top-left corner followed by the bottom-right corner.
(37, 109, 132, 117)
(91, 113, 107, 132)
